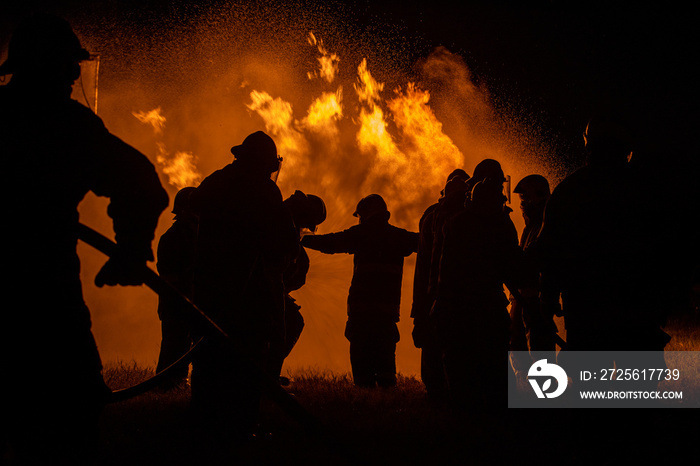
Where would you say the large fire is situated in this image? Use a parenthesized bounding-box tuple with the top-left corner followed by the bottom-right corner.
(133, 108, 203, 189)
(61, 7, 560, 376)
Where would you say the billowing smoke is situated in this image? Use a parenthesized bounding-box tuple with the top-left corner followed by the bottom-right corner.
(12, 0, 560, 375)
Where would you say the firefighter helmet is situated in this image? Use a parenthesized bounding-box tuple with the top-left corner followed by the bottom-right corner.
(471, 178, 506, 212)
(285, 191, 327, 232)
(0, 14, 90, 75)
(513, 174, 550, 197)
(353, 194, 388, 220)
(444, 176, 469, 197)
(305, 194, 327, 229)
(446, 168, 469, 184)
(231, 131, 281, 174)
(472, 159, 505, 183)
(172, 186, 197, 216)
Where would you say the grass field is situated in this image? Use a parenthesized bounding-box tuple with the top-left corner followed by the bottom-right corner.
(97, 373, 698, 466)
(94, 313, 699, 465)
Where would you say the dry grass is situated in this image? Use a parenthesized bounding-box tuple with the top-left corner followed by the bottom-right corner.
(94, 315, 699, 465)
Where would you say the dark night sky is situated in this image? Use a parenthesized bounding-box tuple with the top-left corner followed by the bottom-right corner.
(2, 0, 697, 166)
(362, 1, 698, 160)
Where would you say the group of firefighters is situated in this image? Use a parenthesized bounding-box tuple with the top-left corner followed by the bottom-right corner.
(2, 13, 696, 465)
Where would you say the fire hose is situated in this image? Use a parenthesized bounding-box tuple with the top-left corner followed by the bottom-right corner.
(77, 223, 354, 459)
(108, 337, 203, 403)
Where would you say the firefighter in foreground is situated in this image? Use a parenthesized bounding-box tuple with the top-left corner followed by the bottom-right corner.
(536, 112, 670, 390)
(187, 131, 298, 452)
(0, 14, 169, 464)
(433, 178, 529, 410)
(302, 194, 418, 387)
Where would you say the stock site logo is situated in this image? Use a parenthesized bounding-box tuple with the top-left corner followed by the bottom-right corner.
(528, 359, 568, 399)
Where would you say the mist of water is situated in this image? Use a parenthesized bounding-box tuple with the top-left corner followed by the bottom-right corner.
(49, 1, 566, 375)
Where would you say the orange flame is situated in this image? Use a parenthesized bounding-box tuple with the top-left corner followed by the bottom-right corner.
(354, 60, 465, 221)
(387, 83, 464, 202)
(73, 11, 558, 377)
(133, 107, 202, 190)
(307, 31, 340, 83)
(354, 58, 384, 105)
(239, 41, 471, 228)
(132, 107, 167, 135)
(246, 90, 308, 178)
(156, 143, 202, 190)
(303, 89, 343, 134)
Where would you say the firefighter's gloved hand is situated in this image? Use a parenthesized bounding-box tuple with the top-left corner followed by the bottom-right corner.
(95, 257, 145, 287)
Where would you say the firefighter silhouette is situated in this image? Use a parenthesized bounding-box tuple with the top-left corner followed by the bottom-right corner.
(267, 190, 327, 383)
(433, 177, 529, 409)
(508, 175, 557, 386)
(155, 186, 198, 389)
(0, 14, 168, 464)
(302, 194, 418, 387)
(536, 111, 672, 388)
(187, 131, 298, 449)
(538, 114, 672, 351)
(411, 169, 469, 400)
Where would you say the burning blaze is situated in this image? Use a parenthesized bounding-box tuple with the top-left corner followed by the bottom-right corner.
(156, 144, 202, 191)
(133, 107, 202, 190)
(307, 32, 340, 83)
(132, 107, 167, 135)
(303, 90, 343, 136)
(130, 35, 473, 225)
(354, 58, 384, 105)
(246, 90, 309, 177)
(387, 83, 464, 206)
(354, 58, 404, 190)
(353, 63, 466, 220)
(79, 18, 555, 375)
(241, 43, 470, 227)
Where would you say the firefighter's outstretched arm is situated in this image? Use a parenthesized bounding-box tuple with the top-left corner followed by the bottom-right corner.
(301, 228, 356, 254)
